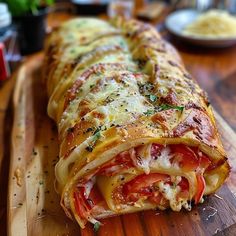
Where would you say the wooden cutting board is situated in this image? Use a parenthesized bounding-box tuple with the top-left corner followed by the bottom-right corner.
(8, 54, 236, 236)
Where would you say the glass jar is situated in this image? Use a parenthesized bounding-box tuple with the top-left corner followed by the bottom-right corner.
(108, 0, 134, 19)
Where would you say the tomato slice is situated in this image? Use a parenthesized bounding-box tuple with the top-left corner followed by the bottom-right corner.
(171, 145, 199, 171)
(87, 185, 104, 206)
(74, 185, 105, 220)
(74, 188, 91, 219)
(149, 193, 164, 204)
(98, 151, 134, 176)
(191, 147, 211, 169)
(199, 155, 211, 169)
(171, 145, 211, 172)
(194, 174, 206, 204)
(177, 177, 190, 199)
(123, 173, 170, 197)
(178, 177, 189, 191)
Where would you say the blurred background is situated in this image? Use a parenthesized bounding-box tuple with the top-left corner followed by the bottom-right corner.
(0, 0, 236, 80)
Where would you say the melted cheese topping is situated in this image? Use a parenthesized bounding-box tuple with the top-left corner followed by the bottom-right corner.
(152, 146, 179, 169)
(156, 181, 192, 211)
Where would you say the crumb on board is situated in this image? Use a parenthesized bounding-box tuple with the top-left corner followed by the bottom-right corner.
(14, 167, 23, 187)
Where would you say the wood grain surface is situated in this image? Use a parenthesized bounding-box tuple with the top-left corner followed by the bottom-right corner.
(7, 53, 236, 236)
(0, 72, 16, 236)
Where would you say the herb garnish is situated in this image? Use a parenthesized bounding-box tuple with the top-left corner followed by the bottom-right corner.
(138, 82, 157, 103)
(93, 222, 100, 232)
(148, 94, 157, 102)
(119, 41, 126, 48)
(159, 104, 184, 112)
(85, 127, 102, 152)
(143, 104, 184, 116)
(93, 130, 101, 141)
(143, 109, 155, 116)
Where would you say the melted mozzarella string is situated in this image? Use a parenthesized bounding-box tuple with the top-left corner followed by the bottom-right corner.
(157, 180, 191, 211)
(130, 144, 152, 174)
(132, 145, 180, 172)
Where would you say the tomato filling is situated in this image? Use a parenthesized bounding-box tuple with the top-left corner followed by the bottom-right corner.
(121, 173, 171, 205)
(74, 185, 105, 220)
(115, 174, 192, 207)
(74, 187, 92, 219)
(97, 150, 134, 176)
(73, 143, 212, 221)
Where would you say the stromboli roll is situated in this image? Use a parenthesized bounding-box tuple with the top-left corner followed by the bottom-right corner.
(44, 18, 230, 228)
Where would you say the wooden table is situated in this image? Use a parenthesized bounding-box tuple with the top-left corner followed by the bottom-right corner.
(1, 9, 236, 236)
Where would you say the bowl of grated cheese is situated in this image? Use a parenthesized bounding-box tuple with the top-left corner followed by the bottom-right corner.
(165, 9, 236, 47)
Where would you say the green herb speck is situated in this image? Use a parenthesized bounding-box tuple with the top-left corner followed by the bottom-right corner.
(158, 104, 184, 112)
(93, 131, 101, 141)
(149, 94, 157, 102)
(143, 109, 155, 116)
(119, 41, 126, 48)
(93, 222, 100, 232)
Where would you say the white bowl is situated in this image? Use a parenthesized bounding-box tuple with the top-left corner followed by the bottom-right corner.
(165, 9, 236, 47)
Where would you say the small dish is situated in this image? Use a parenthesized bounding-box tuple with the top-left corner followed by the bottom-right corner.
(165, 9, 236, 47)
